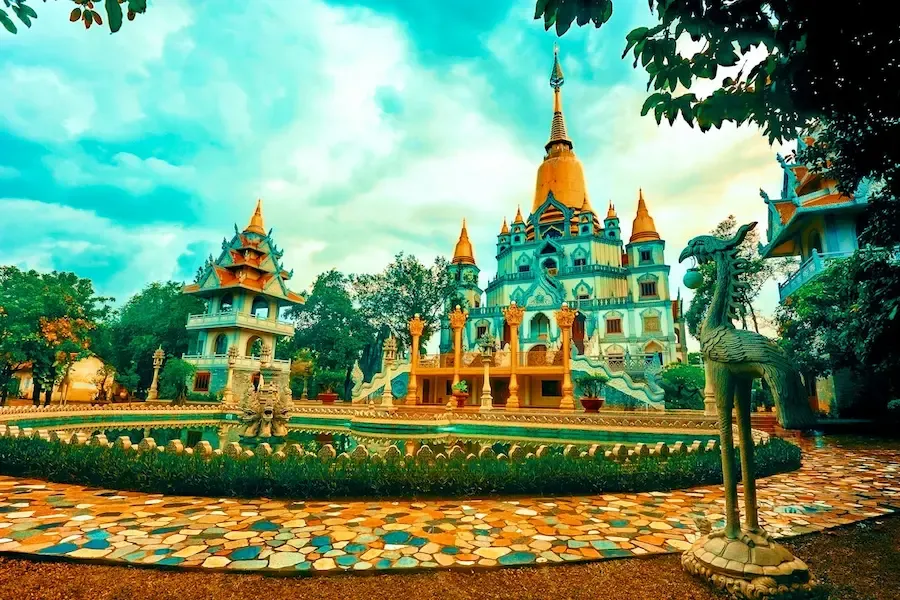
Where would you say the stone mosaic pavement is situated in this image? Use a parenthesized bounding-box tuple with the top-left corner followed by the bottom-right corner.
(0, 441, 897, 574)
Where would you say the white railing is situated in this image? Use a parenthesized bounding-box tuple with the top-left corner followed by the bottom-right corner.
(778, 249, 851, 301)
(186, 311, 294, 334)
(182, 354, 291, 370)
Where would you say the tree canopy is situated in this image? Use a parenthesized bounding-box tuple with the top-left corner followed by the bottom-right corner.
(351, 253, 457, 352)
(534, 0, 900, 245)
(1, 0, 147, 34)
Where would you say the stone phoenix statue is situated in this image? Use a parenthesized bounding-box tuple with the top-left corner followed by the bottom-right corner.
(678, 222, 816, 599)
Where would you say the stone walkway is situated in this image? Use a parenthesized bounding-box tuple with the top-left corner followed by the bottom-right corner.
(0, 441, 897, 574)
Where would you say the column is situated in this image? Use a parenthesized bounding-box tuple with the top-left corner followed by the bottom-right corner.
(556, 303, 577, 412)
(380, 336, 397, 410)
(147, 346, 164, 401)
(480, 348, 493, 411)
(448, 305, 468, 408)
(221, 346, 238, 406)
(503, 301, 525, 410)
(407, 314, 425, 404)
(703, 360, 717, 416)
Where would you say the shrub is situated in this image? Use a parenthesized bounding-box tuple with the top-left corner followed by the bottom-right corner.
(0, 436, 801, 501)
(575, 373, 608, 398)
(314, 369, 345, 395)
(661, 364, 704, 410)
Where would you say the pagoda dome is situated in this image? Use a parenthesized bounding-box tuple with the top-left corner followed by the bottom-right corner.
(629, 189, 661, 243)
(452, 219, 476, 265)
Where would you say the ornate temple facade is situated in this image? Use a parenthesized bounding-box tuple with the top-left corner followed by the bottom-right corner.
(419, 48, 686, 409)
(181, 201, 304, 401)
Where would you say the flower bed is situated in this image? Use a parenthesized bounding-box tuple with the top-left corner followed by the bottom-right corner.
(0, 429, 802, 500)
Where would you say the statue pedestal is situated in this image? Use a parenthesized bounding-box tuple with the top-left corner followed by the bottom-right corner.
(682, 531, 817, 599)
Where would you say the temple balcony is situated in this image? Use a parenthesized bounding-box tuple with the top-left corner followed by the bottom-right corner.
(185, 311, 294, 336)
(778, 249, 853, 301)
(181, 353, 291, 372)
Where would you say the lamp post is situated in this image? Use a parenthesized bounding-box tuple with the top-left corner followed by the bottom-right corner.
(479, 336, 494, 411)
(407, 314, 425, 405)
(503, 302, 525, 410)
(147, 346, 164, 401)
(222, 346, 238, 406)
(555, 303, 577, 412)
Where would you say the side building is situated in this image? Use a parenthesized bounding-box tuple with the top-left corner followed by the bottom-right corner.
(758, 135, 870, 414)
(182, 200, 304, 401)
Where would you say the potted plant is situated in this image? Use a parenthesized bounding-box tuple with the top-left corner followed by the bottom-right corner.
(451, 380, 469, 408)
(576, 373, 608, 413)
(314, 369, 345, 404)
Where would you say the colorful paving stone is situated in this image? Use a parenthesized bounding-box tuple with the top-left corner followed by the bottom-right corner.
(0, 441, 897, 575)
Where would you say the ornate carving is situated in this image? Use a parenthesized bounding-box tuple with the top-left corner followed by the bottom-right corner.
(448, 305, 468, 330)
(554, 302, 577, 328)
(239, 373, 292, 438)
(502, 301, 525, 326)
(408, 313, 425, 337)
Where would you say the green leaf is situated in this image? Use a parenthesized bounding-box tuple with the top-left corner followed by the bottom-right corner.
(555, 0, 576, 36)
(533, 0, 552, 19)
(21, 3, 37, 19)
(105, 0, 123, 33)
(591, 0, 613, 26)
(640, 92, 667, 116)
(677, 63, 692, 89)
(128, 0, 147, 13)
(0, 9, 17, 33)
(10, 4, 30, 27)
(626, 26, 650, 43)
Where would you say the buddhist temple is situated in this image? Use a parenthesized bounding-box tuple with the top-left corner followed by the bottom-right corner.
(182, 200, 304, 400)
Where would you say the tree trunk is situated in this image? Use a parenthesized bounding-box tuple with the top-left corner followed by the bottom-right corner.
(749, 303, 760, 334)
(43, 387, 52, 406)
(32, 379, 42, 406)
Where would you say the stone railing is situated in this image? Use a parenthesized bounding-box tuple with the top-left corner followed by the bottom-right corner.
(0, 422, 768, 465)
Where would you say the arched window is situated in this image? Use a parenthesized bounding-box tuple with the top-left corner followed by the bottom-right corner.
(246, 336, 263, 357)
(251, 296, 269, 319)
(542, 258, 558, 276)
(213, 334, 228, 356)
(219, 293, 234, 313)
(530, 313, 550, 341)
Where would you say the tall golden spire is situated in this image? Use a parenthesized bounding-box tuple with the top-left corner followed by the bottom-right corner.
(547, 43, 571, 149)
(244, 199, 266, 235)
(629, 188, 660, 243)
(607, 200, 617, 219)
(500, 217, 509, 234)
(452, 218, 476, 265)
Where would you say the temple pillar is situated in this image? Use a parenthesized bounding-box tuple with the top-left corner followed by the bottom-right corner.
(147, 346, 164, 401)
(480, 347, 493, 411)
(503, 302, 525, 410)
(556, 303, 577, 412)
(448, 306, 468, 408)
(407, 314, 425, 405)
(221, 346, 238, 406)
(380, 336, 397, 411)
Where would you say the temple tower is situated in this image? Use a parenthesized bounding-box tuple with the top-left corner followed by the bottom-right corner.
(182, 200, 305, 401)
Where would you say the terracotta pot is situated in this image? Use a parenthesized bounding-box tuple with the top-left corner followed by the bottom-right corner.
(580, 396, 604, 413)
(452, 392, 469, 408)
(318, 392, 338, 404)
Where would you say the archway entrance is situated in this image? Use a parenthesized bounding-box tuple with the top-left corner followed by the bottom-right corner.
(246, 336, 263, 357)
(528, 344, 548, 366)
(530, 313, 550, 342)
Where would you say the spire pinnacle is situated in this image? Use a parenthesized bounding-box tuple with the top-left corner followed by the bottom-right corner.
(244, 199, 266, 235)
(630, 188, 661, 243)
(547, 44, 571, 150)
(607, 200, 617, 219)
(513, 205, 525, 224)
(452, 218, 476, 265)
(500, 217, 509, 235)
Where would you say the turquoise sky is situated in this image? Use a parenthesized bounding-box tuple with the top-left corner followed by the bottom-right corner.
(0, 0, 790, 333)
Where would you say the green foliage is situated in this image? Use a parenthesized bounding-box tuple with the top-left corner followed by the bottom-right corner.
(313, 368, 345, 395)
(534, 1, 899, 246)
(0, 435, 801, 500)
(888, 399, 900, 418)
(352, 253, 457, 351)
(285, 270, 374, 379)
(451, 380, 468, 393)
(92, 281, 204, 395)
(660, 364, 704, 410)
(158, 358, 196, 403)
(683, 215, 793, 338)
(0, 0, 147, 35)
(687, 352, 702, 366)
(775, 249, 900, 405)
(575, 372, 608, 398)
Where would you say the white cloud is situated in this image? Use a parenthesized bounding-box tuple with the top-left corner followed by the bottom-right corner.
(0, 165, 19, 179)
(44, 151, 196, 194)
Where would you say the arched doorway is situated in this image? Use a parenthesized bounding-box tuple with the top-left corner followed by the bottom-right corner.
(530, 313, 550, 342)
(246, 336, 263, 357)
(251, 296, 269, 319)
(808, 230, 823, 257)
(572, 313, 586, 355)
(219, 293, 234, 313)
(213, 334, 228, 355)
(528, 344, 548, 366)
(644, 341, 664, 366)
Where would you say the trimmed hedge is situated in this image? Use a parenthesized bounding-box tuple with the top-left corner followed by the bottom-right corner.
(0, 436, 802, 500)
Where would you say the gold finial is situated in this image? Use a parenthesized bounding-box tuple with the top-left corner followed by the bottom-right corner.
(607, 200, 617, 219)
(500, 217, 509, 235)
(513, 206, 525, 224)
(452, 218, 476, 265)
(630, 188, 660, 243)
(244, 198, 266, 235)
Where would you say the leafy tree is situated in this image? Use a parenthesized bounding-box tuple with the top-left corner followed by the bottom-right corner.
(1, 0, 147, 35)
(775, 249, 900, 412)
(351, 253, 457, 352)
(285, 270, 374, 397)
(159, 357, 195, 404)
(660, 363, 704, 410)
(92, 281, 205, 396)
(683, 215, 792, 338)
(534, 1, 899, 245)
(686, 351, 702, 366)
